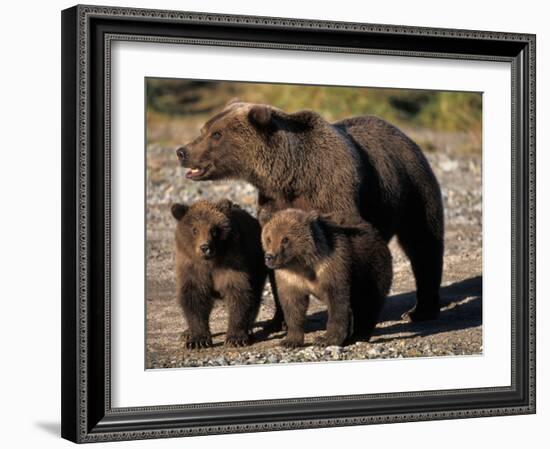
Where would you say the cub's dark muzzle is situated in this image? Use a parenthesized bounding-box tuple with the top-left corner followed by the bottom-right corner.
(264, 253, 275, 268)
(200, 244, 213, 257)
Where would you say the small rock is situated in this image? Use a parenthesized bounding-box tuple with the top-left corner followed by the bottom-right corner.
(214, 356, 228, 366)
(439, 159, 459, 173)
(325, 345, 342, 354)
(366, 347, 381, 358)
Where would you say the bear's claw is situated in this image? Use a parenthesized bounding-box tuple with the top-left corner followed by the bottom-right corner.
(184, 335, 212, 349)
(225, 335, 250, 347)
(280, 338, 304, 348)
(401, 306, 440, 322)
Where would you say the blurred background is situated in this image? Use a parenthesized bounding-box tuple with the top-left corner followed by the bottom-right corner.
(145, 78, 483, 369)
(146, 79, 482, 155)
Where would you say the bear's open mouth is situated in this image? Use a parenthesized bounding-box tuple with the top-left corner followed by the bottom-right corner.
(185, 165, 210, 180)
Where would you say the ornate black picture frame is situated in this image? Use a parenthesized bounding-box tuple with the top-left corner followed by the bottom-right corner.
(61, 4, 536, 443)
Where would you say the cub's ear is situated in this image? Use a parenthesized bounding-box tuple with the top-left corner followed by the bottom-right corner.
(306, 210, 319, 222)
(258, 208, 274, 227)
(171, 203, 188, 220)
(216, 199, 235, 216)
(248, 104, 272, 127)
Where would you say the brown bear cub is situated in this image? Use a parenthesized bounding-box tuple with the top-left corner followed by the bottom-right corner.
(261, 209, 392, 347)
(171, 199, 267, 348)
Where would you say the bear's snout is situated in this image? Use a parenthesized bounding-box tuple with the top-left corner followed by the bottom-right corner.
(264, 252, 284, 269)
(200, 243, 213, 258)
(264, 253, 275, 268)
(176, 146, 189, 162)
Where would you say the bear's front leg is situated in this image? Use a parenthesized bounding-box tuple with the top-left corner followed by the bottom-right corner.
(262, 269, 286, 334)
(224, 280, 256, 347)
(257, 196, 287, 334)
(279, 286, 309, 348)
(315, 286, 352, 347)
(179, 282, 214, 349)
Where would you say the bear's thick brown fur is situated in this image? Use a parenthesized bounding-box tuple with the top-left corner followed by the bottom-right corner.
(171, 199, 267, 348)
(261, 209, 392, 347)
(177, 100, 444, 326)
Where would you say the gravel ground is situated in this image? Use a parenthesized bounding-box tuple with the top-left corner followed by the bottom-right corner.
(145, 128, 482, 369)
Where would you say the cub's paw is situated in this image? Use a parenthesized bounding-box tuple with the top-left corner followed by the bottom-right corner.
(280, 337, 304, 349)
(225, 334, 250, 347)
(185, 334, 212, 349)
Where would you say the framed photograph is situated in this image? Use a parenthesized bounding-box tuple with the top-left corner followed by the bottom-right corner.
(61, 4, 536, 443)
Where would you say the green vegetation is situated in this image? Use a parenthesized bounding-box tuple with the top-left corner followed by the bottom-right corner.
(146, 79, 481, 154)
(147, 79, 481, 133)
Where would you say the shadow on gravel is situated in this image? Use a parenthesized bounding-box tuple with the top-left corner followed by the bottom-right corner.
(372, 275, 482, 342)
(259, 276, 482, 339)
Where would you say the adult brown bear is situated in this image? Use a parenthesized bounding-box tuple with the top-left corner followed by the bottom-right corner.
(176, 100, 444, 329)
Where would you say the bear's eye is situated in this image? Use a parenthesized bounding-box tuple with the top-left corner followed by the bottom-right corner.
(192, 227, 198, 236)
(211, 131, 222, 140)
(281, 237, 289, 245)
(211, 228, 218, 238)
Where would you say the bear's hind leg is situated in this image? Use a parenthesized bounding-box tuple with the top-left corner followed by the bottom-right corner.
(315, 286, 352, 347)
(397, 215, 443, 322)
(351, 287, 385, 343)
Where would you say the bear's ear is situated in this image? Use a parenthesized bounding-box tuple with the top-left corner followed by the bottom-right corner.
(248, 104, 272, 128)
(258, 208, 274, 227)
(306, 210, 319, 222)
(216, 199, 235, 216)
(226, 98, 242, 107)
(171, 203, 188, 221)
